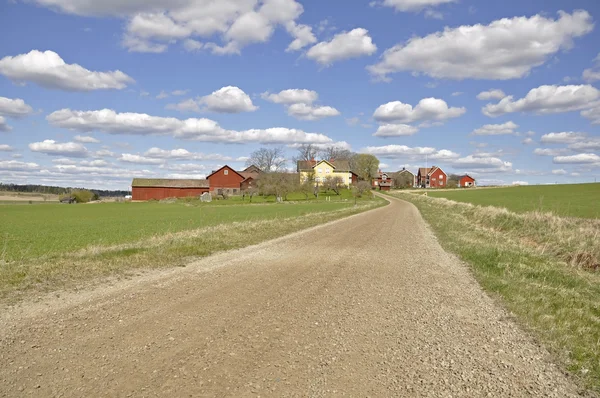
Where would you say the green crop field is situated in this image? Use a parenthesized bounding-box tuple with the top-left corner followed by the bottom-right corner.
(427, 183, 600, 219)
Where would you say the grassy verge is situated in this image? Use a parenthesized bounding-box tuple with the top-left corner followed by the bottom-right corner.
(0, 198, 384, 304)
(388, 191, 600, 393)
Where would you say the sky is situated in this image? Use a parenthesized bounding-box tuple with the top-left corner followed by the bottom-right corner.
(1, 0, 600, 190)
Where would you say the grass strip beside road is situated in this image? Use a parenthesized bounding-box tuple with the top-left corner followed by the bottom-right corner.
(0, 199, 384, 304)
(389, 191, 600, 394)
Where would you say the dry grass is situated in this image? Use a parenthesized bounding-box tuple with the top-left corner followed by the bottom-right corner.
(390, 191, 600, 393)
(0, 202, 381, 305)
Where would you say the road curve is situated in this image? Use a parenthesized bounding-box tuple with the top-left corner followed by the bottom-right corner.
(0, 196, 582, 397)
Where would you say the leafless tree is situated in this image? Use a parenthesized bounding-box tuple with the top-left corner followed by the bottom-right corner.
(319, 146, 354, 162)
(299, 181, 314, 200)
(242, 187, 258, 202)
(392, 172, 414, 189)
(293, 144, 319, 163)
(353, 180, 372, 198)
(256, 172, 297, 200)
(324, 176, 344, 195)
(246, 147, 287, 172)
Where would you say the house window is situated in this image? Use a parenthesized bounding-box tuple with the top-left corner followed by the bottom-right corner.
(318, 168, 322, 174)
(439, 181, 444, 186)
(224, 170, 229, 175)
(233, 189, 237, 194)
(439, 174, 443, 179)
(326, 169, 330, 174)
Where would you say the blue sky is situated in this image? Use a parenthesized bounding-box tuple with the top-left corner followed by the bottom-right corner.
(1, 0, 599, 190)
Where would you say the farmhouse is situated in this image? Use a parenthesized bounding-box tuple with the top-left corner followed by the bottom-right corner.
(458, 174, 476, 188)
(297, 159, 358, 187)
(132, 165, 263, 200)
(372, 170, 392, 191)
(417, 166, 447, 188)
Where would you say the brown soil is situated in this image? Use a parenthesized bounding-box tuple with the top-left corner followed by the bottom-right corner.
(0, 195, 585, 397)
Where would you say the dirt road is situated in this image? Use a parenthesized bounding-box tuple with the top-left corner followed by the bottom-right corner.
(0, 196, 583, 397)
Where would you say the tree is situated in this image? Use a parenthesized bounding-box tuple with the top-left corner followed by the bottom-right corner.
(320, 146, 353, 162)
(246, 147, 287, 172)
(353, 154, 379, 182)
(256, 172, 297, 200)
(352, 181, 372, 203)
(242, 187, 258, 202)
(324, 176, 344, 195)
(392, 172, 414, 189)
(299, 181, 314, 200)
(293, 144, 319, 163)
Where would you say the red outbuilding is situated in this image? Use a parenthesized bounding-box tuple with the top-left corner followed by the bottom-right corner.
(458, 174, 476, 188)
(416, 166, 447, 188)
(131, 178, 209, 201)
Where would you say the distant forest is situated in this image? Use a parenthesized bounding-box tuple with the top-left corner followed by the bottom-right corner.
(0, 183, 131, 197)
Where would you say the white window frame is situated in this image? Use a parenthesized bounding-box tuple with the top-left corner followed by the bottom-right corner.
(224, 169, 229, 175)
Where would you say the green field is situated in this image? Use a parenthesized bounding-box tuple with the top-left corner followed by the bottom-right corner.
(427, 183, 600, 218)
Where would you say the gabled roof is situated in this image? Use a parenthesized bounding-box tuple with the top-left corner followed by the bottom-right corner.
(206, 165, 245, 180)
(428, 166, 446, 176)
(132, 178, 209, 188)
(297, 160, 318, 171)
(459, 174, 475, 180)
(242, 165, 262, 174)
(396, 169, 415, 176)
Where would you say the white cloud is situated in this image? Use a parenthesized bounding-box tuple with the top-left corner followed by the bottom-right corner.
(582, 53, 600, 82)
(74, 135, 100, 143)
(0, 97, 34, 118)
(52, 158, 78, 165)
(363, 144, 459, 160)
(171, 89, 188, 96)
(47, 108, 335, 144)
(512, 181, 529, 186)
(0, 144, 13, 151)
(94, 149, 117, 158)
(482, 85, 600, 117)
(378, 0, 456, 12)
(183, 39, 204, 52)
(471, 121, 518, 136)
(166, 98, 201, 113)
(286, 103, 340, 121)
(368, 11, 593, 80)
(552, 169, 567, 175)
(156, 90, 169, 99)
(199, 86, 257, 113)
(581, 104, 600, 124)
(119, 153, 165, 165)
(0, 116, 11, 132)
(533, 148, 570, 156)
(451, 91, 463, 97)
(262, 89, 318, 104)
(522, 138, 534, 145)
(307, 28, 377, 66)
(285, 21, 317, 52)
(144, 147, 231, 161)
(569, 139, 600, 152)
(451, 155, 513, 173)
(476, 89, 506, 101)
(29, 140, 89, 157)
(553, 153, 600, 164)
(80, 159, 110, 167)
(373, 124, 419, 137)
(0, 160, 40, 171)
(540, 132, 587, 144)
(160, 163, 208, 172)
(0, 50, 133, 91)
(373, 97, 465, 124)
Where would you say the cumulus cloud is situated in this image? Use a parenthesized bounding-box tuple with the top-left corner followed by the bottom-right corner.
(261, 89, 339, 121)
(552, 169, 567, 175)
(451, 155, 513, 173)
(540, 132, 587, 144)
(362, 144, 459, 160)
(119, 153, 165, 165)
(0, 97, 34, 118)
(166, 98, 201, 113)
(200, 86, 257, 113)
(377, 0, 456, 12)
(28, 140, 89, 157)
(373, 124, 419, 137)
(476, 89, 506, 101)
(512, 181, 529, 186)
(0, 116, 11, 132)
(307, 28, 377, 66)
(0, 144, 13, 151)
(285, 22, 317, 52)
(471, 121, 518, 136)
(569, 139, 600, 152)
(262, 89, 318, 104)
(553, 153, 600, 164)
(582, 53, 600, 82)
(482, 85, 600, 117)
(367, 11, 593, 81)
(144, 147, 232, 161)
(74, 135, 100, 143)
(373, 97, 465, 124)
(0, 50, 133, 91)
(47, 108, 335, 144)
(581, 104, 600, 124)
(0, 160, 40, 171)
(533, 148, 570, 156)
(34, 0, 309, 55)
(522, 138, 534, 145)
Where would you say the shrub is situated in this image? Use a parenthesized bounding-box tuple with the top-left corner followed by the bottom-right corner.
(71, 189, 95, 203)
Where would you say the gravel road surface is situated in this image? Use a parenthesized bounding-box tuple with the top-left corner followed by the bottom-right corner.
(0, 196, 583, 397)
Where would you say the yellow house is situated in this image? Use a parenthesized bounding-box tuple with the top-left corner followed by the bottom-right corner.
(297, 159, 357, 187)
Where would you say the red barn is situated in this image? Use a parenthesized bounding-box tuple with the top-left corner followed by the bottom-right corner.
(207, 165, 246, 196)
(458, 174, 476, 188)
(372, 170, 392, 191)
(131, 178, 209, 201)
(417, 166, 447, 188)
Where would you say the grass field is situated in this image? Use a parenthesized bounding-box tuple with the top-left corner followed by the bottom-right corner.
(389, 191, 600, 393)
(0, 193, 384, 302)
(426, 183, 600, 218)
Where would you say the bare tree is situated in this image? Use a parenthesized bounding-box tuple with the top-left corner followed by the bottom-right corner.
(324, 176, 344, 195)
(392, 172, 414, 189)
(352, 180, 372, 199)
(242, 187, 258, 202)
(293, 144, 319, 163)
(256, 172, 297, 200)
(320, 146, 354, 162)
(299, 181, 314, 200)
(246, 147, 287, 172)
